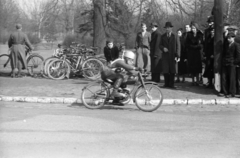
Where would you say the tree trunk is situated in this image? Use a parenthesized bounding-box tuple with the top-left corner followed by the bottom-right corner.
(213, 0, 223, 92)
(93, 0, 107, 54)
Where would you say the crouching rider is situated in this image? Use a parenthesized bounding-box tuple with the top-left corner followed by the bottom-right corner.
(101, 50, 141, 102)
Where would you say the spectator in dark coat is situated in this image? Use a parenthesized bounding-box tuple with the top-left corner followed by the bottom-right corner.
(185, 22, 204, 86)
(203, 27, 214, 88)
(221, 32, 240, 98)
(176, 28, 188, 83)
(135, 23, 151, 73)
(159, 22, 180, 89)
(8, 24, 33, 78)
(227, 25, 240, 95)
(150, 22, 162, 83)
(104, 39, 120, 64)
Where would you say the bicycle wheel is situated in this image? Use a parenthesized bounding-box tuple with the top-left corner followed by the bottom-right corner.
(47, 59, 70, 80)
(0, 54, 11, 76)
(27, 54, 44, 76)
(81, 58, 103, 80)
(134, 83, 163, 112)
(81, 81, 109, 109)
(42, 57, 59, 78)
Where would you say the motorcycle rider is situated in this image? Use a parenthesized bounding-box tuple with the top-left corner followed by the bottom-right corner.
(101, 50, 141, 99)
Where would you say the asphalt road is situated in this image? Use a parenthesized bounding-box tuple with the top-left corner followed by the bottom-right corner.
(0, 102, 240, 158)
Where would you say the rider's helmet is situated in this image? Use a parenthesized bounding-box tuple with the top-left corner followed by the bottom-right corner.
(123, 50, 135, 60)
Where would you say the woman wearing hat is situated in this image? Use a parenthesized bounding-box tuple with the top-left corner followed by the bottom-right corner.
(185, 22, 204, 86)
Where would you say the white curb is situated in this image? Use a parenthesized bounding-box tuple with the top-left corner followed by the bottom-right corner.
(202, 99, 216, 105)
(174, 99, 188, 105)
(37, 97, 51, 103)
(25, 97, 38, 103)
(229, 99, 240, 105)
(0, 95, 240, 106)
(188, 99, 203, 105)
(13, 96, 25, 102)
(215, 99, 229, 105)
(162, 99, 174, 105)
(50, 97, 64, 104)
(63, 98, 78, 104)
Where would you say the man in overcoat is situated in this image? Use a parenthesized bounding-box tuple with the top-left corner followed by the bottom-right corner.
(150, 22, 162, 83)
(8, 24, 33, 77)
(159, 22, 180, 88)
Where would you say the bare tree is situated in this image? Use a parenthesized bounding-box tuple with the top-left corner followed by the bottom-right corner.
(22, 0, 59, 39)
(93, 0, 107, 54)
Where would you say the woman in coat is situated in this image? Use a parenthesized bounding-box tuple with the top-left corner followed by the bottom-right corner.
(176, 28, 188, 83)
(185, 22, 204, 85)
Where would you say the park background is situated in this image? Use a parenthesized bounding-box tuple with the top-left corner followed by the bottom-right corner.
(0, 0, 240, 53)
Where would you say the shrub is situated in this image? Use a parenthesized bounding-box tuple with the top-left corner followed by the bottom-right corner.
(27, 33, 41, 44)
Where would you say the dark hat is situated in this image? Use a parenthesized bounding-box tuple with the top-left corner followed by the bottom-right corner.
(106, 39, 114, 44)
(227, 32, 236, 38)
(16, 24, 22, 29)
(227, 25, 239, 31)
(164, 22, 173, 28)
(207, 16, 214, 23)
(151, 22, 158, 27)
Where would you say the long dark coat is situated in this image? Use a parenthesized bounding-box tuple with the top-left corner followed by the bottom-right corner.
(185, 31, 204, 74)
(203, 34, 214, 78)
(178, 34, 188, 75)
(159, 32, 180, 74)
(8, 30, 33, 69)
(150, 30, 162, 73)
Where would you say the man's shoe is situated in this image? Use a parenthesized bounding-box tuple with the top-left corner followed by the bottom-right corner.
(218, 93, 224, 97)
(111, 90, 125, 98)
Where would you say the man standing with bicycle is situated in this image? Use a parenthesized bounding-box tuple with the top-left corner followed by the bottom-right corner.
(8, 24, 33, 78)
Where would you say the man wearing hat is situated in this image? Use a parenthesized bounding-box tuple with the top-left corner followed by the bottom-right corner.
(8, 24, 33, 78)
(221, 32, 240, 98)
(150, 22, 162, 83)
(159, 22, 180, 88)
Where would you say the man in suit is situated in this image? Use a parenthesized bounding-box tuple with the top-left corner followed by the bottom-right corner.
(221, 32, 240, 98)
(150, 22, 162, 83)
(159, 22, 180, 89)
(8, 24, 33, 78)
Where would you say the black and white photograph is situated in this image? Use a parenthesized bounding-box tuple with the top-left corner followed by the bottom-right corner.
(0, 0, 240, 157)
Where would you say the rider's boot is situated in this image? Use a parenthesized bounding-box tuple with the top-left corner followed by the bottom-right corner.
(111, 78, 125, 98)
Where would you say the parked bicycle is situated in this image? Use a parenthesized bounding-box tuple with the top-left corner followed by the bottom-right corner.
(47, 46, 104, 80)
(81, 71, 163, 112)
(0, 48, 44, 76)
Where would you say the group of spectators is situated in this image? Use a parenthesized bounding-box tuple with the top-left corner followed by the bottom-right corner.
(104, 17, 240, 98)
